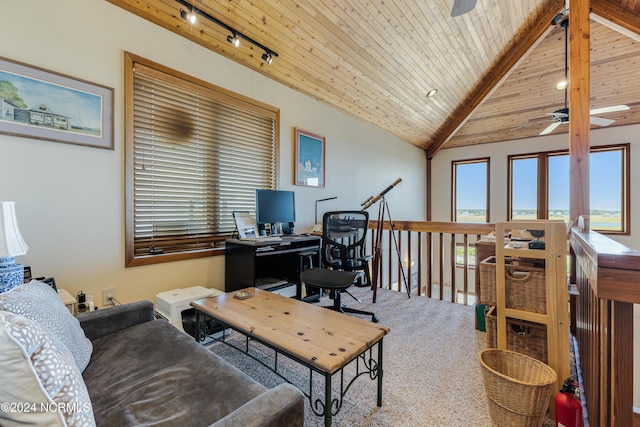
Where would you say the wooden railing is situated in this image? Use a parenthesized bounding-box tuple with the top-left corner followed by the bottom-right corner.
(570, 229, 640, 427)
(368, 220, 640, 426)
(367, 221, 495, 304)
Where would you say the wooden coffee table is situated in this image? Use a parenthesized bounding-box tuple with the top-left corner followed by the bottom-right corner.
(191, 287, 390, 427)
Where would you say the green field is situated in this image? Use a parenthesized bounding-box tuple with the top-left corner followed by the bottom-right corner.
(456, 209, 621, 231)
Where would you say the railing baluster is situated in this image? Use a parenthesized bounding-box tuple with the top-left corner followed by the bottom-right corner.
(366, 221, 493, 304)
(450, 233, 456, 303)
(463, 234, 469, 306)
(438, 233, 444, 300)
(426, 232, 432, 298)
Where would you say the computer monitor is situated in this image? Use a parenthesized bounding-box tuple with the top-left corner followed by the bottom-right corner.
(255, 189, 296, 234)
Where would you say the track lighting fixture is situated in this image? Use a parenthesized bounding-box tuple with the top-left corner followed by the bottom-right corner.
(176, 0, 278, 64)
(179, 9, 196, 24)
(227, 34, 240, 48)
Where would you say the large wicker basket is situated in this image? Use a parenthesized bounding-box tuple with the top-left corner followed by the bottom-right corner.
(479, 349, 556, 427)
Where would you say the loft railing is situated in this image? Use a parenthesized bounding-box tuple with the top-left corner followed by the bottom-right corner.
(367, 220, 640, 425)
(570, 228, 640, 427)
(367, 221, 495, 305)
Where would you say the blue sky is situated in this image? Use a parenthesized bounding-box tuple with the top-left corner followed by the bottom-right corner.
(457, 151, 622, 211)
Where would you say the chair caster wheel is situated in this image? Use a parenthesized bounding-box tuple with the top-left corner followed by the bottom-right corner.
(372, 315, 379, 323)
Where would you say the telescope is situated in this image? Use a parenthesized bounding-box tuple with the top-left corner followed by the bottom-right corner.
(361, 178, 402, 210)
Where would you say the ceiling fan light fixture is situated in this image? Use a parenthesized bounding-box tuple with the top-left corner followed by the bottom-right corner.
(426, 88, 438, 98)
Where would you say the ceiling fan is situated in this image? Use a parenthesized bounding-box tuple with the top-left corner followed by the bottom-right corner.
(451, 0, 477, 17)
(539, 18, 629, 135)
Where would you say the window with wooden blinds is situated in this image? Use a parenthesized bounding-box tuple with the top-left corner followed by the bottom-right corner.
(125, 53, 278, 266)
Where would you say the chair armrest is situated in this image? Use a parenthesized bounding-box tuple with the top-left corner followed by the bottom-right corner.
(208, 384, 304, 427)
(360, 254, 374, 262)
(77, 300, 155, 342)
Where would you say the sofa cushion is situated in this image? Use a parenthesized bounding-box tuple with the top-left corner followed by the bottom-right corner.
(0, 310, 96, 427)
(83, 319, 268, 427)
(0, 281, 92, 372)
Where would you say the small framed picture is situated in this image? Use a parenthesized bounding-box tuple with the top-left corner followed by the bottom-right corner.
(295, 128, 325, 187)
(232, 211, 258, 239)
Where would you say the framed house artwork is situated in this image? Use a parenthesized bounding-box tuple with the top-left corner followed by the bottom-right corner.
(294, 128, 325, 187)
(0, 56, 114, 149)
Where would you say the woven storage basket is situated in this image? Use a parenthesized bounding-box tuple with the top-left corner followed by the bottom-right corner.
(485, 306, 548, 363)
(479, 349, 556, 427)
(479, 256, 546, 313)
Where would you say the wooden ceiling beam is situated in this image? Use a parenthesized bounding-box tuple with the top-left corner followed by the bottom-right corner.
(591, 0, 640, 39)
(425, 0, 564, 159)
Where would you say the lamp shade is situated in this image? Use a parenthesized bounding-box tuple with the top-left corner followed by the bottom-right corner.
(0, 202, 28, 257)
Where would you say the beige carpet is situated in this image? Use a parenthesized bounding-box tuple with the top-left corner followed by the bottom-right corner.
(205, 286, 511, 426)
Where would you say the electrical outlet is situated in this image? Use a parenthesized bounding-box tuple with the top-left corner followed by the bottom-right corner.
(102, 288, 115, 306)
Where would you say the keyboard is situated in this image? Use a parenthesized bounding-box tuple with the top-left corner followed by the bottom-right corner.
(242, 236, 282, 242)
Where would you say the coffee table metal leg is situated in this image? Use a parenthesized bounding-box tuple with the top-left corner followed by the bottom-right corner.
(377, 339, 383, 406)
(324, 373, 332, 427)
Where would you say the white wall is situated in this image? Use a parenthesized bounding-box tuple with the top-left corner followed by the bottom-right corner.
(1, 0, 426, 304)
(430, 125, 640, 407)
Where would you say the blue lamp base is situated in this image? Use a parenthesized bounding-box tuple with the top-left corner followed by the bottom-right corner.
(0, 257, 24, 293)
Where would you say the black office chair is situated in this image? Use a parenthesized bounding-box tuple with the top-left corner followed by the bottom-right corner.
(300, 211, 378, 322)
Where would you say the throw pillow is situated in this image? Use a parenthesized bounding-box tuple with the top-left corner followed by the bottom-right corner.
(0, 281, 92, 372)
(0, 310, 96, 427)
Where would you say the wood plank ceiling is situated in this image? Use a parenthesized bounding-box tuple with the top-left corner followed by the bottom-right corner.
(106, 0, 640, 155)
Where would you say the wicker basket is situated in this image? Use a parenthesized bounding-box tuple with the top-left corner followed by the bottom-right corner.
(479, 256, 547, 314)
(479, 349, 556, 427)
(485, 306, 548, 363)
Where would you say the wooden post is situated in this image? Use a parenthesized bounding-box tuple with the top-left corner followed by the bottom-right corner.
(568, 0, 591, 229)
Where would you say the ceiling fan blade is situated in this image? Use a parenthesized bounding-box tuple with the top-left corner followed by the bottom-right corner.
(540, 121, 562, 135)
(451, 0, 477, 17)
(589, 105, 629, 115)
(589, 116, 615, 126)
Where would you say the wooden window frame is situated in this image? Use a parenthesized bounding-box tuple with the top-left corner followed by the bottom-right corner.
(507, 144, 630, 235)
(124, 52, 279, 266)
(451, 157, 490, 223)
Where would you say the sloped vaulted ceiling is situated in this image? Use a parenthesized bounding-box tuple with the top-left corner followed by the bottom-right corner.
(107, 0, 640, 155)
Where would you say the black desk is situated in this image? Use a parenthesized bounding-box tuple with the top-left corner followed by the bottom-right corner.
(224, 235, 321, 300)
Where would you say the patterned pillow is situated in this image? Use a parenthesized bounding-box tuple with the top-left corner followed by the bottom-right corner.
(0, 310, 96, 427)
(0, 281, 92, 372)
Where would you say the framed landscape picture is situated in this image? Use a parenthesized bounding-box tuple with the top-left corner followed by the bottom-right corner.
(294, 128, 325, 187)
(0, 56, 114, 149)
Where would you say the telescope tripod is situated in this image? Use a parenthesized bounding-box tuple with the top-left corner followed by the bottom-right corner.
(370, 196, 410, 302)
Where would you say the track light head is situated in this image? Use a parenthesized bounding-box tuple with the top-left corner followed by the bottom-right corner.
(227, 34, 240, 47)
(179, 8, 196, 24)
(262, 51, 273, 64)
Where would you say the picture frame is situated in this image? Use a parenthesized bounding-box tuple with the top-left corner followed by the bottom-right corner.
(232, 211, 258, 239)
(294, 128, 325, 187)
(0, 56, 114, 149)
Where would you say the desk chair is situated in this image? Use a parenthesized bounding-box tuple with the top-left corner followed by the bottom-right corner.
(300, 211, 378, 322)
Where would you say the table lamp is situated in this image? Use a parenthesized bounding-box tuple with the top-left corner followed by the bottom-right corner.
(0, 201, 29, 293)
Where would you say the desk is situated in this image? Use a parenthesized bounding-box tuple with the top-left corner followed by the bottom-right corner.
(191, 288, 389, 427)
(225, 235, 321, 300)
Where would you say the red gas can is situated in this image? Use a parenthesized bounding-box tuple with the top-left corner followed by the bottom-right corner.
(555, 377, 583, 427)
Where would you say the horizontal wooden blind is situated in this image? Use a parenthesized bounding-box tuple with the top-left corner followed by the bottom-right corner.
(129, 61, 276, 260)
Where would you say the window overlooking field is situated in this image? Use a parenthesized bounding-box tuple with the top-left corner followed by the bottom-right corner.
(508, 144, 628, 234)
(510, 156, 538, 220)
(452, 158, 489, 222)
